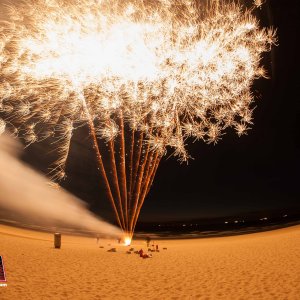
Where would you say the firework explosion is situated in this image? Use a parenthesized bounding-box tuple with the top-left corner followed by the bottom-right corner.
(0, 0, 276, 241)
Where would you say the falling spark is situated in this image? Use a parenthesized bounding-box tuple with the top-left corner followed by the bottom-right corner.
(253, 0, 266, 9)
(0, 0, 276, 237)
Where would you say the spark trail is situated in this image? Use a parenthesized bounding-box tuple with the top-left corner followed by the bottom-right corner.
(0, 0, 276, 241)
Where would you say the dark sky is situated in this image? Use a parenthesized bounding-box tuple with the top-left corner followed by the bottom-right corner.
(23, 0, 300, 223)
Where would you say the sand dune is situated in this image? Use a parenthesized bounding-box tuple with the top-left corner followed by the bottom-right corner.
(0, 224, 299, 299)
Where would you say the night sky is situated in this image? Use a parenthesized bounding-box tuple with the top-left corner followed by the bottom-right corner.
(22, 0, 300, 223)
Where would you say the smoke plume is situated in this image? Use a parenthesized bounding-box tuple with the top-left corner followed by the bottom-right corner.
(0, 134, 121, 238)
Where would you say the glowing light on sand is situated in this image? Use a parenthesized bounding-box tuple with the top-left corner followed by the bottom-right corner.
(0, 0, 276, 237)
(124, 236, 132, 246)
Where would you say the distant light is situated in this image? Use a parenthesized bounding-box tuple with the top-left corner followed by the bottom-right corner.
(283, 215, 288, 218)
(225, 221, 228, 224)
(182, 224, 186, 227)
(234, 220, 238, 223)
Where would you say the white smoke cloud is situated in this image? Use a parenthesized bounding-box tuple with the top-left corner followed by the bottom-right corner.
(0, 134, 121, 238)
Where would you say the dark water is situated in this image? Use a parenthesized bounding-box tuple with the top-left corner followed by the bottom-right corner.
(133, 221, 300, 240)
(1, 218, 299, 240)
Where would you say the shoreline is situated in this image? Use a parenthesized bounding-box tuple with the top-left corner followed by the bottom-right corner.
(1, 219, 299, 241)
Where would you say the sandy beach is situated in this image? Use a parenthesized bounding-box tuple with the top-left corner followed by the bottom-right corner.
(0, 224, 299, 299)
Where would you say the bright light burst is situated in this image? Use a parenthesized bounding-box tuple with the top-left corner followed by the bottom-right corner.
(124, 236, 132, 246)
(0, 0, 276, 236)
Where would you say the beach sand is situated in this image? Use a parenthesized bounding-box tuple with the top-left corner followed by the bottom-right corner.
(0, 224, 299, 299)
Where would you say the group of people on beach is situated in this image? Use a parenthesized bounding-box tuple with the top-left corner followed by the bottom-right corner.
(136, 236, 161, 258)
(96, 235, 165, 258)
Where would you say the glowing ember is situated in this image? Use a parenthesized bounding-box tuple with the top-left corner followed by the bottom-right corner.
(0, 0, 276, 236)
(124, 237, 132, 246)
